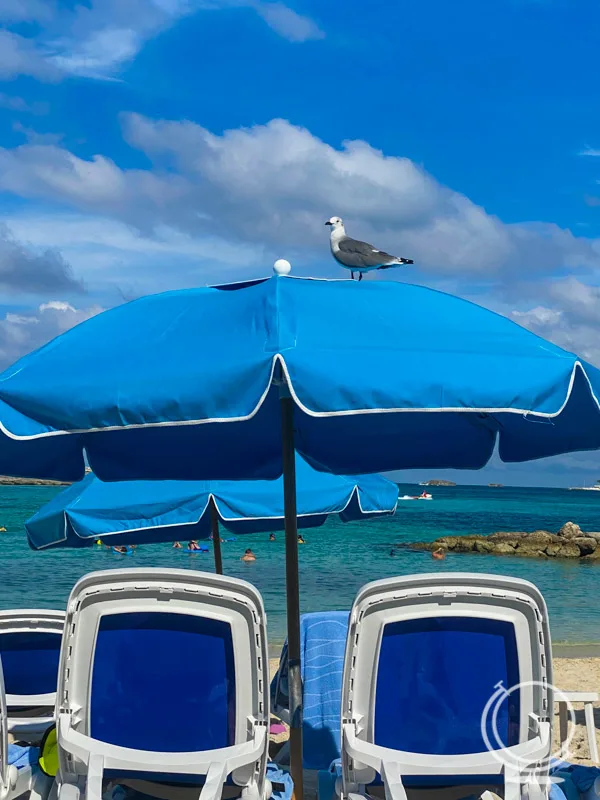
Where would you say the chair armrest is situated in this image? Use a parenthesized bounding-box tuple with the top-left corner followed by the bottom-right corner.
(59, 713, 267, 777)
(343, 722, 551, 778)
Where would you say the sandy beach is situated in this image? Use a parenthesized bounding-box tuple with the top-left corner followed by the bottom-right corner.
(553, 657, 600, 765)
(269, 657, 600, 766)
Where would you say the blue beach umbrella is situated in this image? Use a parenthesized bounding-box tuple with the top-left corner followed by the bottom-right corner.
(3, 272, 600, 796)
(0, 276, 599, 481)
(25, 456, 399, 561)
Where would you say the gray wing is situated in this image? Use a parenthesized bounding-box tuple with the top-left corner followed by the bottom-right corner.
(335, 236, 398, 269)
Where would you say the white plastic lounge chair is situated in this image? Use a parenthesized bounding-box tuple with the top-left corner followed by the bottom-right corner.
(1, 652, 52, 800)
(340, 573, 553, 800)
(0, 610, 65, 741)
(55, 568, 271, 800)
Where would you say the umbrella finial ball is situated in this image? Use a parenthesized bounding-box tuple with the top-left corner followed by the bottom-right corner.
(273, 259, 291, 276)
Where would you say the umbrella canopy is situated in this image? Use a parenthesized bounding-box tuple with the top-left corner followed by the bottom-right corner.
(4, 272, 600, 798)
(1, 276, 600, 482)
(25, 457, 398, 550)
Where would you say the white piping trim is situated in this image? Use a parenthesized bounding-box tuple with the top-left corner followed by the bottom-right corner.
(28, 485, 398, 550)
(3, 353, 599, 443)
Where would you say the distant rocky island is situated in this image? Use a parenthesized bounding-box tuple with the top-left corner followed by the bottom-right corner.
(406, 522, 600, 561)
(0, 476, 69, 486)
(420, 479, 456, 487)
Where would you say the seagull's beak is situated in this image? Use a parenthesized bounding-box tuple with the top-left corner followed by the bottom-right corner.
(325, 221, 332, 226)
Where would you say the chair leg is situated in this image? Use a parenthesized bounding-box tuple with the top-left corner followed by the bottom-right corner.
(199, 761, 228, 800)
(30, 770, 54, 800)
(584, 701, 599, 763)
(58, 783, 81, 800)
(85, 753, 104, 800)
(558, 701, 569, 755)
(503, 764, 521, 800)
(380, 761, 408, 800)
(524, 773, 547, 800)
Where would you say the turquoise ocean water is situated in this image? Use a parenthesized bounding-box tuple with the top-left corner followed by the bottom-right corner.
(1, 483, 599, 645)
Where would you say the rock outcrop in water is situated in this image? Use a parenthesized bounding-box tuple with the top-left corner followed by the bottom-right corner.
(0, 476, 69, 486)
(407, 521, 600, 561)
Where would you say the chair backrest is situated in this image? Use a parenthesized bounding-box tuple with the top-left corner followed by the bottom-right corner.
(341, 573, 552, 787)
(272, 611, 349, 770)
(57, 568, 269, 785)
(0, 610, 64, 709)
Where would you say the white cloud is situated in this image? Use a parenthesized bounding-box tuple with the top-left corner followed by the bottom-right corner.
(5, 313, 38, 325)
(512, 306, 562, 328)
(3, 211, 268, 296)
(0, 114, 597, 281)
(51, 28, 142, 78)
(0, 93, 49, 115)
(0, 223, 82, 294)
(546, 276, 600, 324)
(251, 2, 324, 42)
(12, 122, 64, 146)
(511, 277, 600, 367)
(513, 307, 600, 367)
(39, 300, 76, 312)
(53, 1, 323, 76)
(0, 0, 54, 23)
(579, 146, 600, 157)
(0, 30, 61, 82)
(0, 0, 323, 82)
(0, 145, 177, 218)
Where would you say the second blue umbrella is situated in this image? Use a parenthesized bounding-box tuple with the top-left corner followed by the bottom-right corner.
(26, 455, 399, 573)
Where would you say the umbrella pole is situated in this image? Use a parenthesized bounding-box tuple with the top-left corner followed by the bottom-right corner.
(210, 498, 223, 575)
(280, 395, 304, 800)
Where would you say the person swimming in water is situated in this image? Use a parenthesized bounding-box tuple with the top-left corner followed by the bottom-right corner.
(113, 545, 130, 555)
(187, 540, 200, 551)
(432, 547, 446, 560)
(297, 535, 305, 544)
(269, 533, 276, 542)
(241, 548, 256, 562)
(389, 548, 396, 557)
(172, 541, 182, 549)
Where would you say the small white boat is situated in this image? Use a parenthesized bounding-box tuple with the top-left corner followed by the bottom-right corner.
(399, 492, 433, 501)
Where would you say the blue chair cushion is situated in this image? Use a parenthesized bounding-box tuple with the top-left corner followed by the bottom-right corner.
(374, 616, 520, 756)
(0, 631, 61, 696)
(90, 611, 236, 753)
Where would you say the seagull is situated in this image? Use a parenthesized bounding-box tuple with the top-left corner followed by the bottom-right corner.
(325, 216, 414, 281)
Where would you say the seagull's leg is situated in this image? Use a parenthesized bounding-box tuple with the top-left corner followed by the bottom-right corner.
(358, 272, 363, 282)
(351, 271, 354, 281)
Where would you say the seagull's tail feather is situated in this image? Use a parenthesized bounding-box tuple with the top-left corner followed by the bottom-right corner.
(378, 258, 414, 270)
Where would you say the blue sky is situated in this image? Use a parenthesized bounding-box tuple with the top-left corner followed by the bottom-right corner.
(1, 0, 600, 486)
